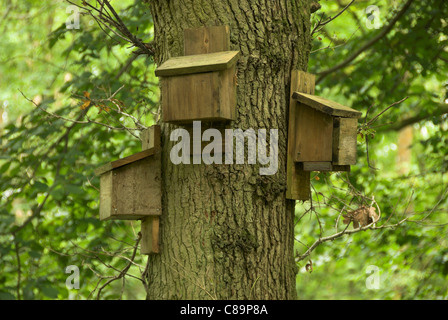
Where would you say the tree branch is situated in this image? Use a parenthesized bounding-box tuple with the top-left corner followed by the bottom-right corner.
(378, 103, 448, 132)
(311, 0, 355, 37)
(19, 89, 146, 138)
(65, 0, 154, 56)
(296, 217, 409, 262)
(316, 0, 415, 84)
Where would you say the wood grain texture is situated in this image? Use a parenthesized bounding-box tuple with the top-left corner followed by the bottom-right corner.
(99, 171, 113, 221)
(155, 51, 239, 77)
(292, 92, 362, 118)
(302, 162, 332, 171)
(161, 71, 226, 122)
(286, 71, 315, 200)
(294, 104, 333, 162)
(141, 125, 161, 151)
(332, 117, 358, 165)
(184, 25, 230, 55)
(141, 216, 160, 254)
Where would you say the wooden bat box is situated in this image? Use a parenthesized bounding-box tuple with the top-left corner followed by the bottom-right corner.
(291, 92, 362, 172)
(94, 131, 162, 221)
(155, 50, 240, 124)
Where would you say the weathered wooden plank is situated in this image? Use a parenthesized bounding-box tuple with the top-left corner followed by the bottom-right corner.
(302, 162, 332, 171)
(99, 171, 113, 221)
(141, 125, 161, 151)
(141, 216, 160, 254)
(333, 117, 358, 165)
(155, 51, 240, 77)
(286, 71, 315, 201)
(184, 25, 230, 55)
(294, 104, 333, 162)
(292, 92, 362, 119)
(301, 162, 351, 172)
(94, 148, 156, 176)
(140, 125, 162, 254)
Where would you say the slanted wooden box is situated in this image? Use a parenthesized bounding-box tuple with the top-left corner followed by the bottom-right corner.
(155, 50, 240, 124)
(291, 92, 362, 171)
(94, 129, 162, 221)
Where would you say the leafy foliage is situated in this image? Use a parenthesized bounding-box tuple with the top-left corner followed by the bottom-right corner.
(0, 0, 157, 299)
(295, 0, 448, 299)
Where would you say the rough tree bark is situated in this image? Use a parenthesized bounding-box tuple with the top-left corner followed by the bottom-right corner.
(145, 0, 312, 300)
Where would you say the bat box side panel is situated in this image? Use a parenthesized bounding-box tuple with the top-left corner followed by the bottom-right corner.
(218, 66, 237, 120)
(333, 117, 358, 165)
(294, 103, 333, 162)
(99, 171, 113, 221)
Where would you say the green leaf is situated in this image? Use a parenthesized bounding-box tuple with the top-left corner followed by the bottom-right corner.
(41, 286, 59, 299)
(0, 162, 11, 174)
(33, 181, 48, 192)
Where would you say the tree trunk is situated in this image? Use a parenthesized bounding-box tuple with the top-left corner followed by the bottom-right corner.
(146, 0, 312, 300)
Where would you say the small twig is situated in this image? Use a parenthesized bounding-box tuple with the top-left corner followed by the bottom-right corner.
(14, 236, 22, 300)
(335, 204, 347, 231)
(86, 176, 100, 192)
(311, 0, 355, 36)
(19, 90, 143, 132)
(65, 0, 154, 57)
(317, 0, 415, 83)
(365, 135, 378, 170)
(96, 233, 142, 300)
(367, 97, 408, 126)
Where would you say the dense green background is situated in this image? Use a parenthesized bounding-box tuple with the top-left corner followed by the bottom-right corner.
(0, 0, 447, 299)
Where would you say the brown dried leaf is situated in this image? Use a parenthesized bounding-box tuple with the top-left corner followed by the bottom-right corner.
(342, 206, 379, 228)
(368, 206, 379, 223)
(80, 100, 91, 110)
(353, 207, 370, 227)
(97, 104, 110, 114)
(305, 260, 313, 273)
(342, 215, 351, 225)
